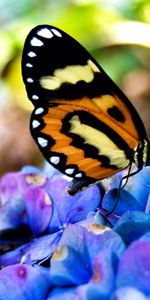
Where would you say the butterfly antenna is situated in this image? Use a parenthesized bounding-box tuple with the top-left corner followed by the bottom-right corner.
(105, 162, 133, 216)
(119, 162, 133, 190)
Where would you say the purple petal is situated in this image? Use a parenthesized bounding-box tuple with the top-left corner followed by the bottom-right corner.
(117, 240, 150, 295)
(47, 178, 68, 230)
(64, 185, 101, 224)
(0, 171, 52, 233)
(24, 186, 52, 236)
(0, 172, 21, 205)
(0, 264, 51, 300)
(112, 287, 148, 300)
(0, 175, 26, 230)
(47, 178, 100, 230)
(0, 171, 50, 232)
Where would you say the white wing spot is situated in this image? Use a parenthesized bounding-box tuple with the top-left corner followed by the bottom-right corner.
(28, 51, 36, 57)
(65, 168, 75, 175)
(37, 137, 48, 147)
(51, 29, 62, 37)
(35, 107, 44, 115)
(75, 173, 83, 178)
(50, 156, 60, 165)
(26, 63, 33, 68)
(37, 28, 53, 39)
(32, 95, 39, 100)
(32, 120, 41, 128)
(30, 37, 43, 47)
(27, 78, 34, 83)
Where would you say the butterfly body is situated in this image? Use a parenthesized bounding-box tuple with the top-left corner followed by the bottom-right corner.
(22, 25, 149, 194)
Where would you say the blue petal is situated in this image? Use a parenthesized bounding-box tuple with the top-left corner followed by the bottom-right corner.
(78, 212, 113, 231)
(102, 188, 142, 216)
(127, 167, 150, 210)
(145, 194, 150, 214)
(24, 186, 52, 236)
(47, 287, 78, 300)
(76, 249, 117, 299)
(51, 245, 92, 286)
(140, 231, 150, 241)
(0, 232, 61, 267)
(21, 165, 43, 174)
(50, 223, 124, 292)
(114, 211, 150, 245)
(89, 249, 115, 294)
(60, 224, 125, 262)
(117, 239, 150, 295)
(65, 185, 100, 224)
(0, 264, 51, 300)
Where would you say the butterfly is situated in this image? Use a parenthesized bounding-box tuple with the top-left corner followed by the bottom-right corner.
(22, 25, 150, 195)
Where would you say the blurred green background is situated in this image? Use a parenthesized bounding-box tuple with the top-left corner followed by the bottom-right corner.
(0, 0, 150, 175)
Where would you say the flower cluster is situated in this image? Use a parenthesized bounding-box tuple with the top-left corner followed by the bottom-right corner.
(0, 165, 150, 299)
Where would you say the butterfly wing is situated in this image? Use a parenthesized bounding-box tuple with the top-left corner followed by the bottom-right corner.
(22, 25, 148, 194)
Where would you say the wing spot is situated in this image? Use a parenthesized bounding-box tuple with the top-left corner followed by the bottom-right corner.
(32, 95, 39, 100)
(107, 105, 125, 122)
(75, 172, 83, 178)
(37, 28, 53, 39)
(35, 107, 44, 115)
(32, 120, 41, 128)
(37, 137, 48, 147)
(26, 63, 33, 68)
(50, 156, 60, 165)
(27, 51, 36, 57)
(27, 78, 34, 83)
(51, 29, 62, 37)
(65, 168, 75, 175)
(30, 37, 44, 47)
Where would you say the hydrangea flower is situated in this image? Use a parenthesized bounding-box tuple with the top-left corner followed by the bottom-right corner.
(0, 165, 149, 299)
(0, 166, 101, 267)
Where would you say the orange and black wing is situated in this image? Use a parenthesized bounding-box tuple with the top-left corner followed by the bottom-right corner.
(22, 25, 149, 194)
